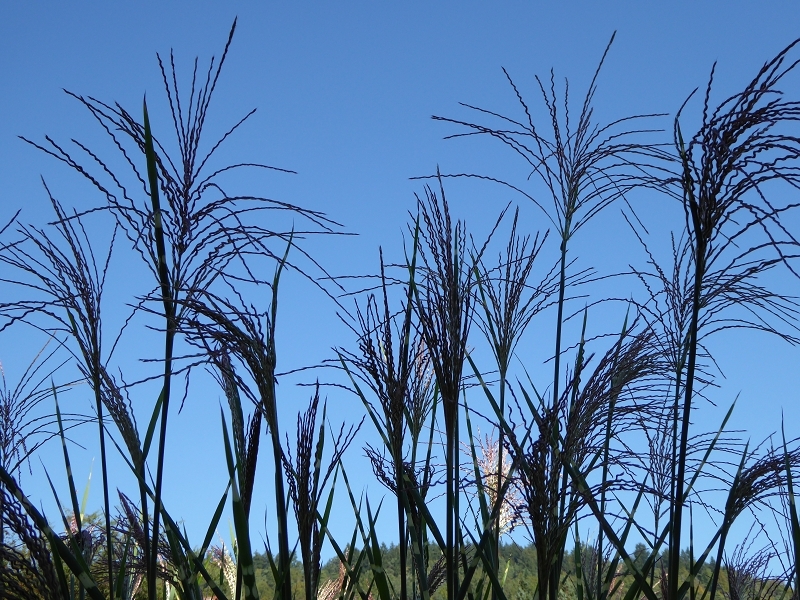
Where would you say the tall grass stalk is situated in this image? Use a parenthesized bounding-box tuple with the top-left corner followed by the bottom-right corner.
(413, 178, 481, 600)
(472, 207, 552, 599)
(338, 244, 426, 600)
(0, 342, 78, 573)
(665, 38, 800, 600)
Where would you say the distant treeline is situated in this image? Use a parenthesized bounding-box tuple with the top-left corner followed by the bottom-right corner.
(240, 543, 786, 600)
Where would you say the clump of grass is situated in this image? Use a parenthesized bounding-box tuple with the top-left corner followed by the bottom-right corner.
(0, 479, 62, 600)
(338, 243, 436, 600)
(283, 385, 362, 600)
(661, 37, 800, 600)
(433, 33, 670, 600)
(0, 19, 341, 600)
(413, 178, 482, 600)
(0, 188, 135, 597)
(471, 208, 552, 591)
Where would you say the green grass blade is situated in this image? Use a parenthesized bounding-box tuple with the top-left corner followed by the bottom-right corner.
(164, 525, 191, 598)
(318, 464, 338, 556)
(199, 483, 231, 561)
(312, 399, 327, 504)
(143, 94, 169, 311)
(339, 461, 372, 548)
(564, 460, 660, 600)
(318, 509, 372, 600)
(784, 418, 800, 596)
(455, 521, 510, 600)
(682, 398, 737, 504)
(365, 497, 394, 600)
(50, 545, 71, 599)
(689, 504, 696, 600)
(704, 441, 749, 600)
(260, 529, 281, 598)
(603, 486, 645, 595)
(143, 95, 176, 600)
(337, 355, 394, 450)
(54, 385, 82, 531)
(574, 522, 584, 600)
(79, 461, 92, 526)
(463, 395, 490, 529)
(221, 406, 259, 600)
(114, 535, 133, 600)
(142, 388, 164, 462)
(41, 466, 78, 547)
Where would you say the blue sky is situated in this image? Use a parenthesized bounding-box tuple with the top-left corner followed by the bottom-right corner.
(3, 2, 800, 561)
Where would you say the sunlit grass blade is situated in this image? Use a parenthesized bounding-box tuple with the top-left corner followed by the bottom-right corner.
(79, 461, 92, 526)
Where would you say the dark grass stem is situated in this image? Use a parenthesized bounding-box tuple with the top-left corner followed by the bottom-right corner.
(142, 97, 174, 600)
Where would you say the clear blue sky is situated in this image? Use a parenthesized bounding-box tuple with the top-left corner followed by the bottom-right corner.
(3, 2, 800, 559)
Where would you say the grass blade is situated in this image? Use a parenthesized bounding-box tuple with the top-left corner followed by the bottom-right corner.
(783, 418, 800, 595)
(221, 406, 259, 600)
(54, 386, 82, 532)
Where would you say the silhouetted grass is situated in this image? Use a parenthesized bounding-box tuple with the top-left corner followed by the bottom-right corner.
(3, 21, 800, 600)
